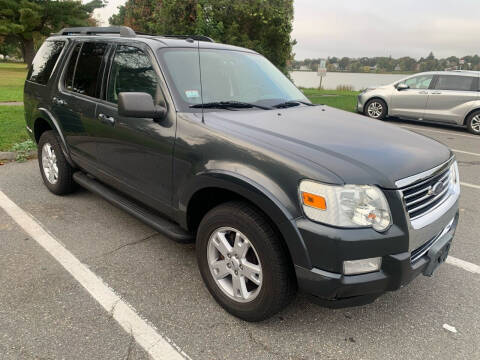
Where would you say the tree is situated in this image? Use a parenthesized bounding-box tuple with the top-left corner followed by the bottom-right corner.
(0, 36, 19, 58)
(110, 0, 295, 73)
(0, 0, 105, 65)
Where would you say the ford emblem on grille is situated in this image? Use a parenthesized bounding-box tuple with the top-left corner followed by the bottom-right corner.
(428, 181, 445, 196)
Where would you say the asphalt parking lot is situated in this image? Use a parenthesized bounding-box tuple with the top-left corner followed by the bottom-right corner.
(1, 119, 479, 360)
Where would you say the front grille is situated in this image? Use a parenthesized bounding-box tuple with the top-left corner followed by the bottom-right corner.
(400, 166, 451, 220)
(411, 233, 438, 263)
(410, 217, 455, 263)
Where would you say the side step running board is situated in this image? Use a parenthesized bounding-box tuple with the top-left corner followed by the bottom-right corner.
(73, 172, 194, 243)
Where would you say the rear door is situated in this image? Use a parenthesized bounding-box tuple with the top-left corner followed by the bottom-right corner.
(424, 74, 479, 124)
(24, 40, 66, 130)
(94, 43, 176, 214)
(51, 41, 110, 165)
(389, 74, 434, 119)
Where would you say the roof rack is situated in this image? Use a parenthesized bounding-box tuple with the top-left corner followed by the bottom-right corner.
(159, 35, 214, 42)
(55, 26, 136, 37)
(54, 26, 215, 42)
(452, 70, 480, 73)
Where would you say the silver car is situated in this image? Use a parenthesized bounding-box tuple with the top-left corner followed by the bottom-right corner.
(357, 71, 480, 135)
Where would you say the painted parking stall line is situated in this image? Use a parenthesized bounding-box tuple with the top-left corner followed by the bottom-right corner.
(446, 256, 480, 275)
(0, 191, 190, 360)
(461, 182, 480, 190)
(400, 125, 480, 139)
(452, 149, 480, 157)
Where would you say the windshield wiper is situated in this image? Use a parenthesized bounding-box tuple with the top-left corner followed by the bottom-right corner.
(190, 101, 271, 110)
(273, 100, 315, 109)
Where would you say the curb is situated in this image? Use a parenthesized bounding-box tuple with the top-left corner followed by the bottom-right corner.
(0, 150, 37, 161)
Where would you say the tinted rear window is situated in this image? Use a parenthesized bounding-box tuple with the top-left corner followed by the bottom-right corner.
(435, 75, 475, 91)
(64, 42, 108, 97)
(28, 41, 65, 85)
(64, 43, 82, 91)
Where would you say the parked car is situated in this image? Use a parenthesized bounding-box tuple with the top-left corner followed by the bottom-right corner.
(25, 27, 460, 321)
(358, 71, 480, 134)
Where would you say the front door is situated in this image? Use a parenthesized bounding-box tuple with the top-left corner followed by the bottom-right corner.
(424, 74, 479, 124)
(390, 74, 434, 120)
(94, 44, 175, 214)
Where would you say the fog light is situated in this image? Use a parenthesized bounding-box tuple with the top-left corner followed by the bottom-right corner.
(343, 257, 382, 275)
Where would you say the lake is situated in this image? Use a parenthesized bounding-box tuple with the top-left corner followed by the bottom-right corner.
(290, 71, 410, 90)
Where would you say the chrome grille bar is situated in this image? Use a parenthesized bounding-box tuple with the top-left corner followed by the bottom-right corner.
(400, 165, 452, 220)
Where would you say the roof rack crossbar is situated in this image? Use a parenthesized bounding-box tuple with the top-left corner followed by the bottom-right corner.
(56, 26, 136, 38)
(160, 35, 214, 42)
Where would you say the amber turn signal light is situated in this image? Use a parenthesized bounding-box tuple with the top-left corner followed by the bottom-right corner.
(301, 192, 327, 210)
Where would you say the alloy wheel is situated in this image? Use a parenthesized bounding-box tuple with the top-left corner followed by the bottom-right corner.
(471, 115, 480, 133)
(42, 142, 59, 184)
(207, 227, 263, 303)
(367, 101, 383, 118)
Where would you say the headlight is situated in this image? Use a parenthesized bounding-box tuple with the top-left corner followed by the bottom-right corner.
(299, 180, 392, 232)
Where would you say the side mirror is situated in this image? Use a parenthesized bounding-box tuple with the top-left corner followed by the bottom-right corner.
(396, 83, 409, 91)
(118, 92, 166, 120)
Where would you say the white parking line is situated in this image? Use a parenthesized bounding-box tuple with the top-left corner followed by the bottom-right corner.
(0, 191, 190, 360)
(446, 256, 480, 274)
(461, 182, 480, 190)
(452, 149, 480, 157)
(400, 125, 479, 139)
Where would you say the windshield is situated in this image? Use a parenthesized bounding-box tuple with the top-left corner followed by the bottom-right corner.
(158, 48, 308, 111)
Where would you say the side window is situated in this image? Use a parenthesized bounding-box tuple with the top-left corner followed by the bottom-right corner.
(66, 42, 108, 97)
(64, 43, 82, 91)
(404, 75, 433, 89)
(28, 41, 65, 85)
(435, 75, 475, 91)
(107, 45, 163, 104)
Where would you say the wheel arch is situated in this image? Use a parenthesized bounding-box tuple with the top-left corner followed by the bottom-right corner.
(181, 172, 312, 269)
(35, 108, 74, 166)
(463, 107, 480, 126)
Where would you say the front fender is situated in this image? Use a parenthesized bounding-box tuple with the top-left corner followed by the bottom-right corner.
(177, 170, 313, 268)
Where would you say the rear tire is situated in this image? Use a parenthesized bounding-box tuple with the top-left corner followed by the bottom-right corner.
(364, 98, 388, 120)
(196, 201, 296, 322)
(466, 110, 480, 135)
(38, 131, 75, 195)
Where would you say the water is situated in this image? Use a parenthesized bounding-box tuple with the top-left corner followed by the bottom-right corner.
(290, 71, 409, 91)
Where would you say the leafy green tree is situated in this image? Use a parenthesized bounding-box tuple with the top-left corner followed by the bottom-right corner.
(110, 0, 295, 73)
(0, 36, 19, 58)
(0, 0, 105, 65)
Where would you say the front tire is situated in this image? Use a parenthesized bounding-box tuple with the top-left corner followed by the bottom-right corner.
(466, 110, 480, 135)
(196, 201, 296, 321)
(364, 99, 388, 120)
(38, 131, 75, 195)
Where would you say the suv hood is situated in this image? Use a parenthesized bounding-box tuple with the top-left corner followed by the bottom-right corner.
(204, 105, 452, 188)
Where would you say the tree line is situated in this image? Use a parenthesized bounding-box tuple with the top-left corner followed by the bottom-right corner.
(110, 0, 295, 74)
(0, 0, 295, 73)
(291, 52, 480, 73)
(0, 0, 105, 65)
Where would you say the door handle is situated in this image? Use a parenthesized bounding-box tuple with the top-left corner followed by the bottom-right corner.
(418, 91, 428, 95)
(53, 97, 67, 106)
(98, 113, 115, 125)
(431, 91, 442, 95)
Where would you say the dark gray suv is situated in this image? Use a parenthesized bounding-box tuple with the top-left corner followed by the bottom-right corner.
(24, 27, 460, 321)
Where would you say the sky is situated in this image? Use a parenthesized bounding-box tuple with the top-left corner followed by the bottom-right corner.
(88, 0, 480, 60)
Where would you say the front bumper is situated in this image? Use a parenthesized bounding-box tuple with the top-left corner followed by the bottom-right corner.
(356, 94, 366, 113)
(295, 210, 459, 306)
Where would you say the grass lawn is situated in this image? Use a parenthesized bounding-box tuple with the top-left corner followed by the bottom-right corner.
(0, 63, 28, 102)
(0, 106, 29, 151)
(302, 88, 360, 113)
